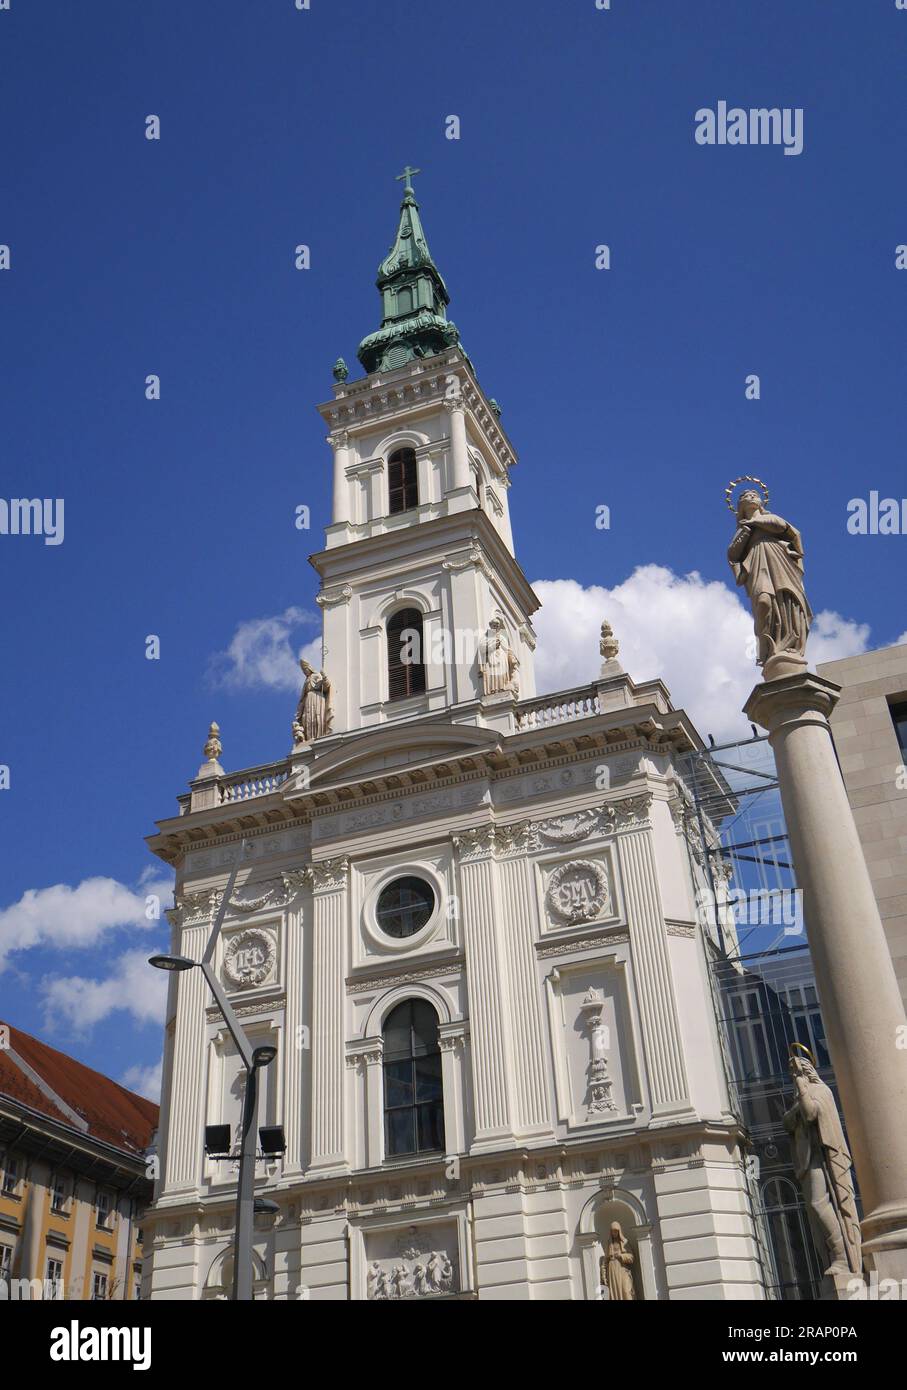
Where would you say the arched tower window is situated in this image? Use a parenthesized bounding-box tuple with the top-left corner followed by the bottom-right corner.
(382, 999, 445, 1158)
(387, 607, 426, 701)
(388, 447, 418, 514)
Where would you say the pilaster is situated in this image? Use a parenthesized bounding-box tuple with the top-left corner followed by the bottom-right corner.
(454, 826, 515, 1147)
(308, 858, 350, 1175)
(618, 809, 693, 1121)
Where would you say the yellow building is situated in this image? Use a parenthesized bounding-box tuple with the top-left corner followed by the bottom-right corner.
(0, 1025, 157, 1300)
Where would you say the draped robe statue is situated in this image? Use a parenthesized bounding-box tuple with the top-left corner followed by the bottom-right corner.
(727, 490, 813, 678)
(478, 613, 519, 697)
(782, 1055, 862, 1281)
(292, 659, 332, 745)
(599, 1222, 636, 1301)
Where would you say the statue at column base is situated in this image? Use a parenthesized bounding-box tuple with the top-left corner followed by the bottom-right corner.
(782, 1045, 863, 1294)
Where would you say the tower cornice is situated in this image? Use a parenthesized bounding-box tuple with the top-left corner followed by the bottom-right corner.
(318, 348, 517, 475)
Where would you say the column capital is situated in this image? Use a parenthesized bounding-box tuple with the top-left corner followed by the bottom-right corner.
(453, 825, 496, 863)
(310, 856, 349, 892)
(745, 671, 841, 733)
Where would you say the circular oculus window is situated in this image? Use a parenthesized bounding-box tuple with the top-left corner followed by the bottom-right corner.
(375, 875, 436, 939)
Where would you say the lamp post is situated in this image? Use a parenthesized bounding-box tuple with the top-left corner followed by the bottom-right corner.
(150, 840, 279, 1301)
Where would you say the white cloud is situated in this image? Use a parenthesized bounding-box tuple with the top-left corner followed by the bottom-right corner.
(208, 605, 322, 692)
(121, 1056, 163, 1102)
(806, 610, 871, 665)
(40, 949, 168, 1034)
(0, 873, 173, 972)
(531, 566, 872, 745)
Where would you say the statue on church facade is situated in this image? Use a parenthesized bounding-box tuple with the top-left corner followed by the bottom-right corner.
(478, 612, 519, 697)
(292, 658, 333, 745)
(782, 1046, 862, 1284)
(726, 477, 813, 680)
(599, 1222, 636, 1301)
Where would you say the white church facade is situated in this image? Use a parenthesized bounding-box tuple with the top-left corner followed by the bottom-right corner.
(144, 175, 768, 1301)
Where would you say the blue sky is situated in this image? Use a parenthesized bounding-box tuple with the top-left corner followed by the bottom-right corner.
(1, 0, 905, 1094)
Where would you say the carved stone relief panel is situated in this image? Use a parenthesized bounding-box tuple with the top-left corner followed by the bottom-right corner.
(544, 958, 642, 1130)
(222, 927, 278, 990)
(364, 1222, 459, 1300)
(537, 847, 621, 937)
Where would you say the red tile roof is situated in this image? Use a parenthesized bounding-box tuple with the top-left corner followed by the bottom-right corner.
(0, 1025, 158, 1158)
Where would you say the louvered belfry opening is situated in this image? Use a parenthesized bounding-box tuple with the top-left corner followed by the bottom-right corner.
(388, 447, 419, 514)
(387, 607, 426, 700)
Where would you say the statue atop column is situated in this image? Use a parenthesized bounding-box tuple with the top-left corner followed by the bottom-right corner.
(292, 658, 333, 745)
(726, 476, 813, 680)
(782, 1045, 862, 1286)
(599, 1222, 636, 1301)
(478, 612, 520, 697)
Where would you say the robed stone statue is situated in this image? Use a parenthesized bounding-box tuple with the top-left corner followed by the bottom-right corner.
(727, 482, 813, 679)
(478, 612, 520, 698)
(599, 1222, 636, 1301)
(782, 1049, 862, 1284)
(292, 658, 333, 745)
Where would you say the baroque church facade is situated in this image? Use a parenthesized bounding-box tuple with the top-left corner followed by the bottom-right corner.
(145, 175, 767, 1301)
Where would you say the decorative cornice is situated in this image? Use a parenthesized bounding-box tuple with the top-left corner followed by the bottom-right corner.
(531, 795, 653, 847)
(536, 929, 630, 959)
(346, 957, 466, 995)
(173, 869, 310, 925)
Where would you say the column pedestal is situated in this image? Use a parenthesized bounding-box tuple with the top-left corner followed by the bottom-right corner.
(746, 672, 907, 1283)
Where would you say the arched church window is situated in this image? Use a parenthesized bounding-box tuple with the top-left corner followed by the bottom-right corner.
(388, 447, 418, 514)
(382, 999, 445, 1158)
(387, 607, 426, 700)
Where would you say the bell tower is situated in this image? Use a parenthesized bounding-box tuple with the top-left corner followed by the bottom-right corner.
(310, 171, 539, 735)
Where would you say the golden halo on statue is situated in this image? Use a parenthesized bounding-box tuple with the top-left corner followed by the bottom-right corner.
(789, 1041, 817, 1066)
(724, 474, 770, 515)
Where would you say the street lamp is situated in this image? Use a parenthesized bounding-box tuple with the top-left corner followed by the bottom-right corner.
(149, 840, 281, 1301)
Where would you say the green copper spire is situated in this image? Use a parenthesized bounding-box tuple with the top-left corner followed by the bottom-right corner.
(357, 168, 462, 375)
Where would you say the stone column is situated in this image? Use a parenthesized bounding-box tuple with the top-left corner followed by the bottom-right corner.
(329, 430, 350, 525)
(746, 672, 907, 1281)
(308, 858, 350, 1175)
(444, 398, 470, 493)
(454, 827, 514, 1147)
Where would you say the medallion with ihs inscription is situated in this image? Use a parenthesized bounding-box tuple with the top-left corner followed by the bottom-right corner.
(223, 929, 277, 989)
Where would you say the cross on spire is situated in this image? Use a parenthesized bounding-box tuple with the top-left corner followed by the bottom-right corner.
(395, 164, 421, 194)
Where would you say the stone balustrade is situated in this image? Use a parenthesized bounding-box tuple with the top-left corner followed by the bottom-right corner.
(515, 687, 601, 731)
(217, 762, 290, 804)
